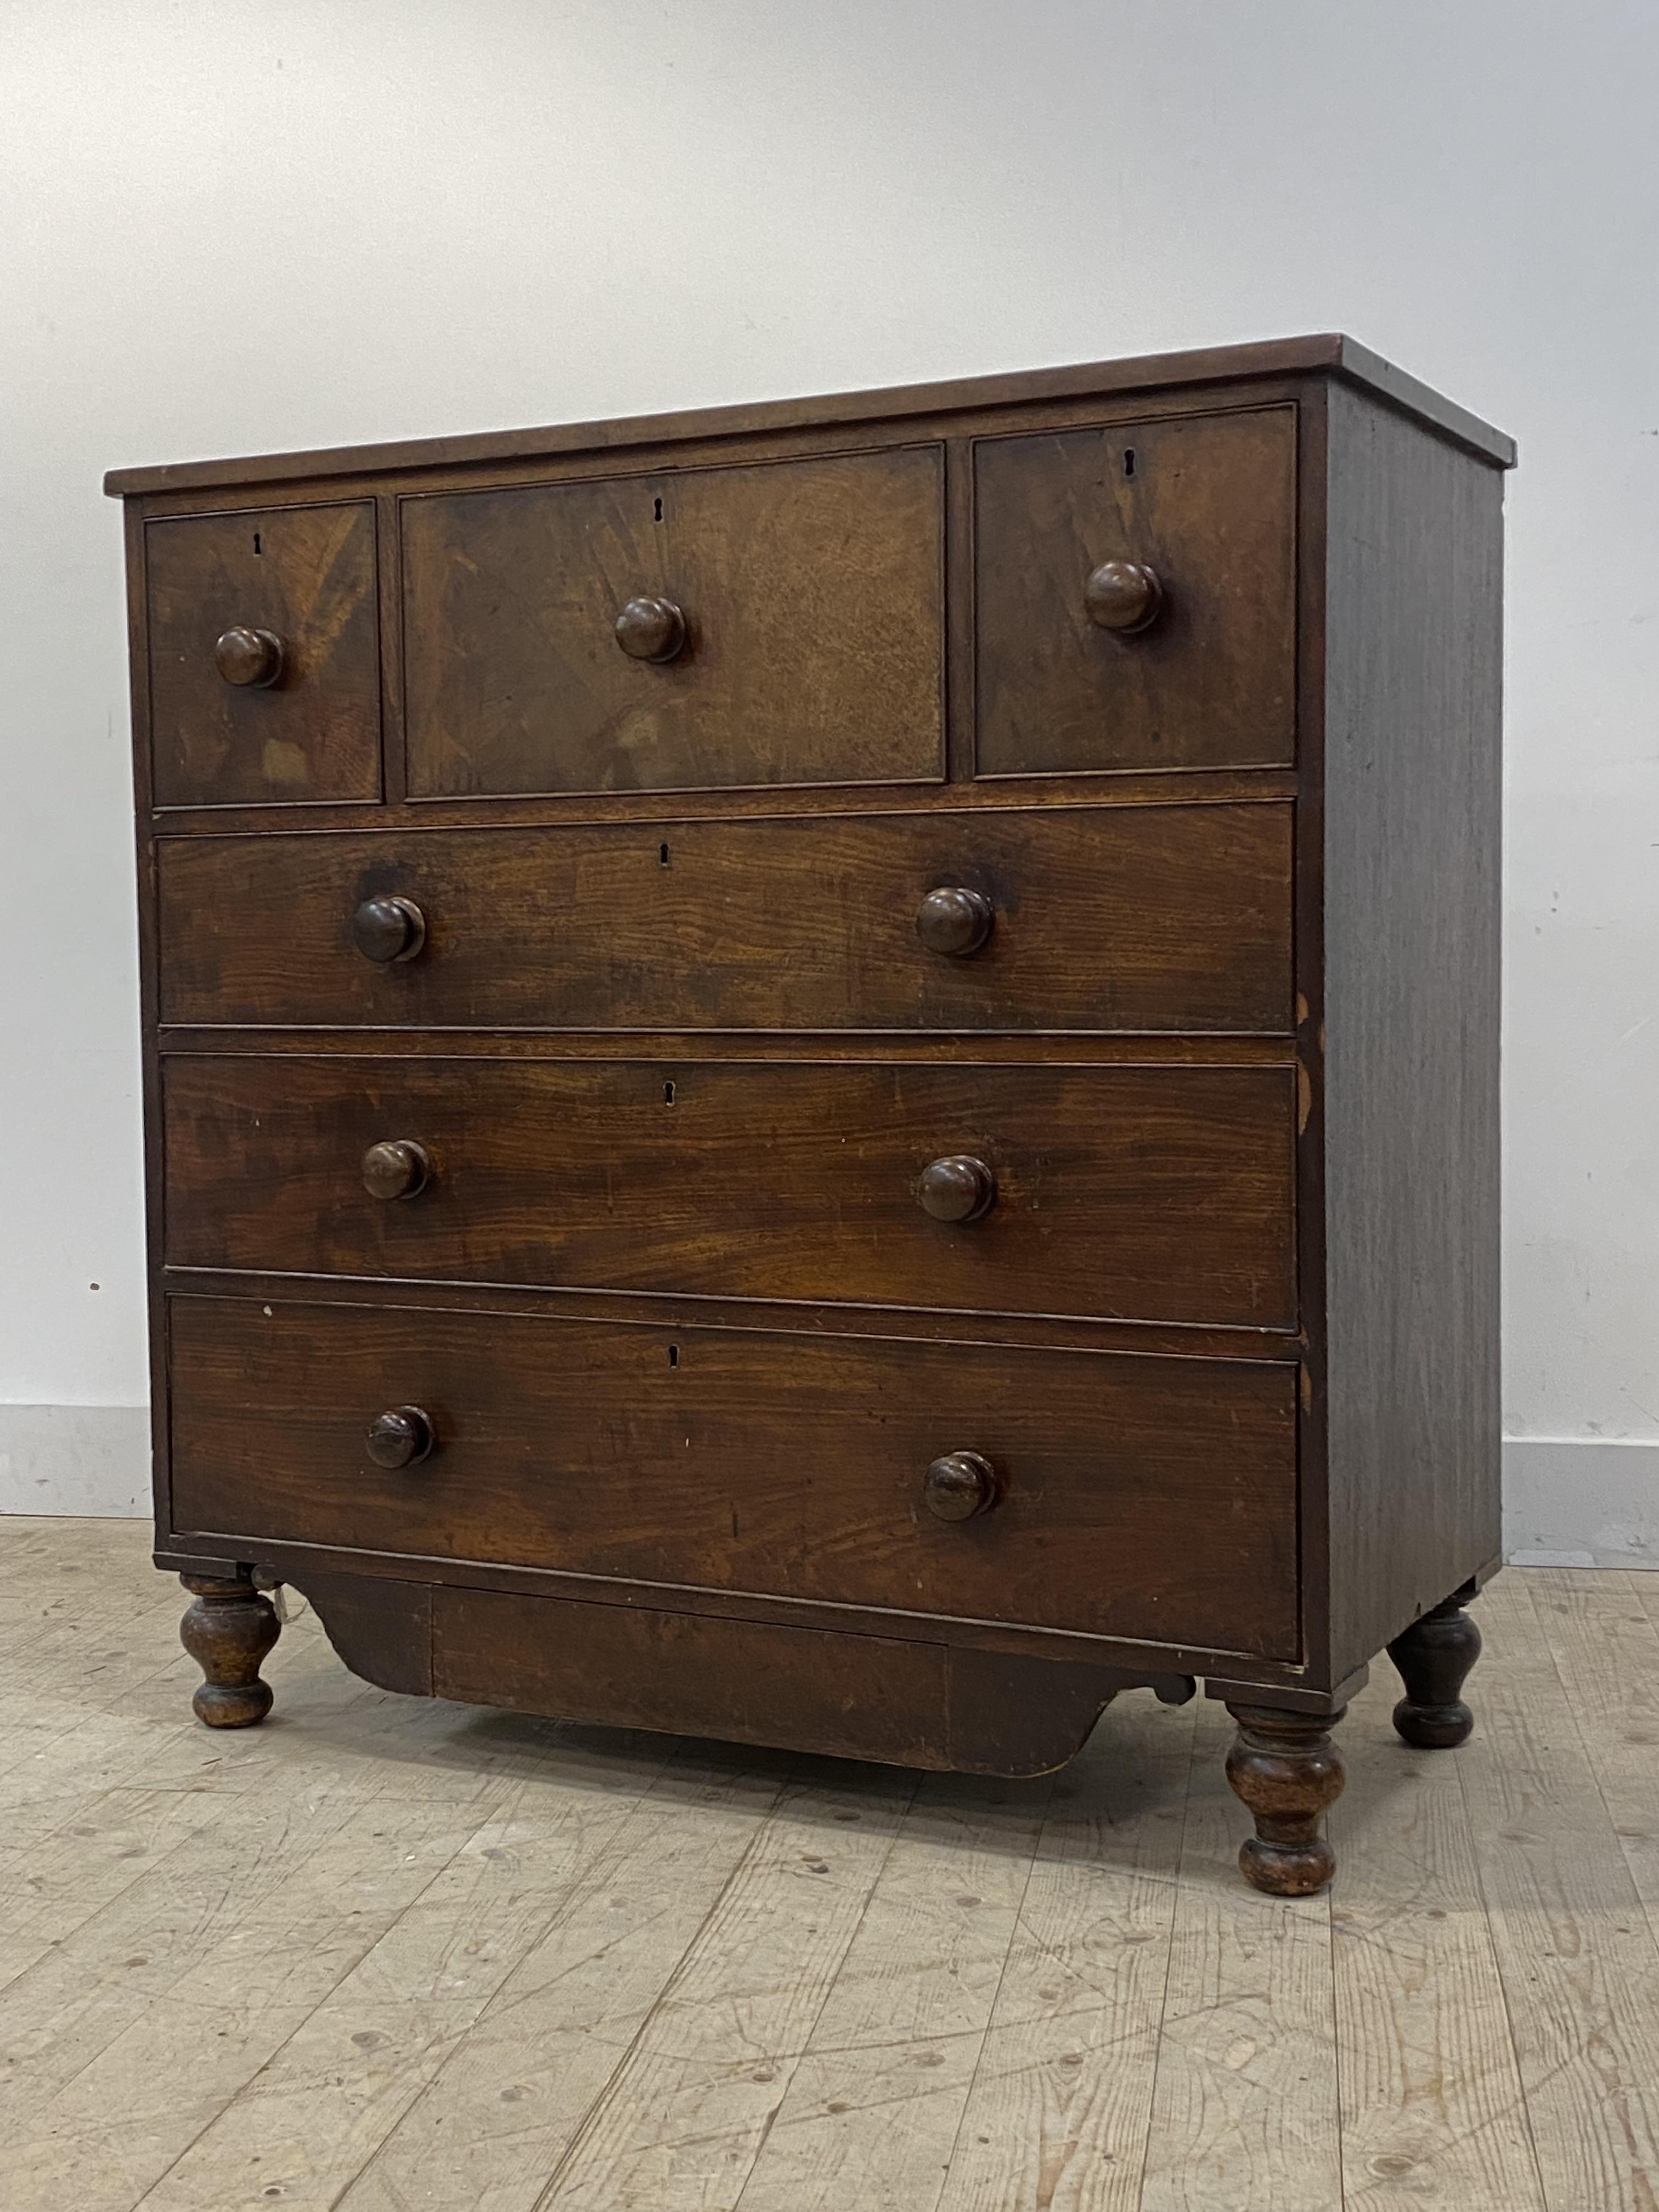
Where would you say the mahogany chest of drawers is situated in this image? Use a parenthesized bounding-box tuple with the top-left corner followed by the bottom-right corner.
(109, 335, 1511, 1893)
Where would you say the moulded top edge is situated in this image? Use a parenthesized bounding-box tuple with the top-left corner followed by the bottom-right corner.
(102, 332, 1515, 498)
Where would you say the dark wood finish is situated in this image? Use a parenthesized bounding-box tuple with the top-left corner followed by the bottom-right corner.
(351, 893, 425, 964)
(214, 624, 285, 687)
(123, 491, 173, 1644)
(146, 501, 380, 806)
(363, 1405, 435, 1470)
(400, 447, 945, 797)
(157, 1029, 1295, 1071)
(915, 884, 994, 956)
(432, 1587, 1130, 1775)
(153, 1261, 1297, 1367)
(160, 1028, 1293, 1070)
(114, 340, 1510, 1895)
(177, 1570, 281, 1727)
(155, 804, 1295, 1035)
(974, 407, 1296, 775)
(613, 595, 687, 663)
(283, 1568, 433, 1696)
(1319, 381, 1505, 1685)
(915, 1154, 997, 1224)
(360, 1138, 430, 1201)
(143, 766, 1299, 842)
(284, 1564, 1188, 1775)
(1202, 1665, 1369, 1718)
(1223, 1702, 1347, 1895)
(103, 335, 1515, 497)
(157, 1515, 1270, 1689)
(1388, 1587, 1481, 1748)
(436, 1589, 951, 1766)
(922, 1451, 999, 1522)
(166, 1295, 1301, 1657)
(1083, 560, 1164, 634)
(162, 1055, 1296, 1326)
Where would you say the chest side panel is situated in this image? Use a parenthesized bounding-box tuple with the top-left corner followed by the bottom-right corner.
(1320, 383, 1504, 1680)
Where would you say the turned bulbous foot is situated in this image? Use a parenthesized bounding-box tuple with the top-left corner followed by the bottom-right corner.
(1388, 1589, 1481, 1748)
(1224, 1702, 1347, 1895)
(179, 1572, 280, 1727)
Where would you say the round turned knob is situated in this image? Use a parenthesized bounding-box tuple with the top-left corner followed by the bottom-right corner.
(215, 625, 286, 687)
(361, 1139, 431, 1202)
(1084, 560, 1164, 635)
(917, 885, 994, 958)
(917, 1154, 997, 1223)
(614, 595, 687, 663)
(364, 1406, 435, 1471)
(923, 1450, 999, 1523)
(352, 895, 426, 964)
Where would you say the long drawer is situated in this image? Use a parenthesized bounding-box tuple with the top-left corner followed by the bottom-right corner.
(154, 805, 1294, 1034)
(167, 1296, 1301, 1658)
(163, 1055, 1297, 1328)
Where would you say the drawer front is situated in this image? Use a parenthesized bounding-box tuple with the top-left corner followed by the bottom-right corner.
(974, 407, 1296, 776)
(155, 805, 1294, 1034)
(146, 502, 381, 807)
(163, 1057, 1296, 1328)
(400, 447, 944, 797)
(168, 1297, 1301, 1657)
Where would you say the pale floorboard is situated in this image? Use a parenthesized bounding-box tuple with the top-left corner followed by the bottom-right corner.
(1139, 1694, 1342, 2212)
(1453, 1573, 1659, 2212)
(1, 1520, 1655, 2211)
(732, 1768, 1052, 2212)
(1331, 1670, 1545, 2208)
(1523, 1568, 1659, 1948)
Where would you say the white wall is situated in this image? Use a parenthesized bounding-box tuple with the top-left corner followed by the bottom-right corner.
(2, 1, 1654, 1554)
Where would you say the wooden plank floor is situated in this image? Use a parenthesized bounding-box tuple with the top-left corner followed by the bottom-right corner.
(2, 1520, 1656, 2210)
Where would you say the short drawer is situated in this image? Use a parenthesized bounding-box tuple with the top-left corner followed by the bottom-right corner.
(167, 1296, 1301, 1658)
(146, 502, 382, 807)
(155, 804, 1294, 1034)
(974, 405, 1296, 775)
(400, 446, 944, 796)
(163, 1056, 1297, 1328)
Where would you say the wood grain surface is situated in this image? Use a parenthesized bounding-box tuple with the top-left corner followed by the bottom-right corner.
(400, 446, 944, 795)
(431, 1593, 1127, 1777)
(115, 341, 1510, 1891)
(974, 407, 1296, 775)
(145, 501, 381, 806)
(161, 1054, 1296, 1327)
(101, 331, 1516, 496)
(165, 1295, 1301, 1656)
(1319, 382, 1505, 1679)
(153, 803, 1294, 1034)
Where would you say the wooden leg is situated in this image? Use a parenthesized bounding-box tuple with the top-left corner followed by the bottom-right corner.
(1223, 1702, 1347, 1895)
(1387, 1587, 1480, 1748)
(179, 1572, 280, 1728)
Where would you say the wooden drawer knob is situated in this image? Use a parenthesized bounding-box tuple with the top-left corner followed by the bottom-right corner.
(364, 1406, 435, 1470)
(215, 625, 286, 687)
(614, 595, 687, 663)
(923, 1450, 998, 1522)
(361, 1139, 431, 1201)
(1084, 560, 1164, 634)
(917, 885, 994, 957)
(352, 895, 426, 964)
(917, 1154, 996, 1222)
